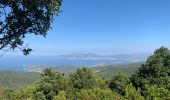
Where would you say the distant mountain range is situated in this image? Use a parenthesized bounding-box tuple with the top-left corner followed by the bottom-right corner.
(57, 53, 100, 58)
(55, 53, 150, 62)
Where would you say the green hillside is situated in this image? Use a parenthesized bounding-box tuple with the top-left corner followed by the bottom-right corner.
(93, 62, 143, 79)
(0, 71, 40, 89)
(0, 62, 143, 89)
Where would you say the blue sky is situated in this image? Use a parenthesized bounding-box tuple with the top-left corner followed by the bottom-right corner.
(24, 0, 170, 55)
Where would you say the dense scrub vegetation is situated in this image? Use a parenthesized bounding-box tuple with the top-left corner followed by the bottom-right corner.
(1, 47, 170, 100)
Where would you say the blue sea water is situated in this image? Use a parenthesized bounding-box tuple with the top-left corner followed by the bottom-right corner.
(0, 55, 112, 71)
(0, 53, 148, 71)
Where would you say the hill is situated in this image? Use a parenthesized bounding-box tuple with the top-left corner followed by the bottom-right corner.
(92, 62, 143, 79)
(0, 62, 144, 89)
(0, 71, 40, 89)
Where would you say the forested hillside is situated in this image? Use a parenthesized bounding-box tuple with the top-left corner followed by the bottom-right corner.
(0, 63, 139, 89)
(93, 62, 142, 79)
(0, 71, 39, 89)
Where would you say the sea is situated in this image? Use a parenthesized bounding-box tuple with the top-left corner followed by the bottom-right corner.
(0, 54, 148, 72)
(0, 55, 115, 71)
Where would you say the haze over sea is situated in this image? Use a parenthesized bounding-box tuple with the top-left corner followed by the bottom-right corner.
(0, 53, 148, 71)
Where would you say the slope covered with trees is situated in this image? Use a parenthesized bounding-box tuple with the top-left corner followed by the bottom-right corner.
(0, 71, 39, 89)
(0, 63, 140, 89)
(93, 62, 142, 79)
(1, 47, 170, 100)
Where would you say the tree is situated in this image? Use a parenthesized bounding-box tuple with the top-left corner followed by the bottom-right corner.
(124, 84, 144, 100)
(0, 87, 13, 99)
(76, 88, 122, 100)
(53, 91, 67, 100)
(67, 67, 106, 99)
(34, 68, 67, 100)
(9, 86, 35, 100)
(0, 87, 5, 99)
(0, 0, 62, 55)
(131, 47, 170, 91)
(145, 85, 170, 100)
(108, 72, 130, 95)
(68, 67, 106, 91)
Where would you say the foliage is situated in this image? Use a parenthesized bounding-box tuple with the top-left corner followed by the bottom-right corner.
(8, 86, 35, 100)
(124, 84, 145, 100)
(131, 47, 170, 90)
(68, 67, 106, 91)
(34, 68, 67, 100)
(145, 85, 170, 100)
(1, 91, 13, 100)
(0, 86, 35, 100)
(67, 67, 106, 99)
(109, 72, 130, 95)
(53, 91, 67, 100)
(0, 0, 62, 55)
(76, 88, 122, 100)
(0, 86, 12, 99)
